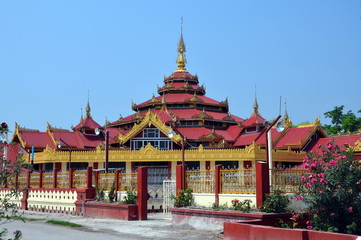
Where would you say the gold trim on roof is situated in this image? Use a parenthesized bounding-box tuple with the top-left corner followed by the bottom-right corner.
(118, 111, 182, 145)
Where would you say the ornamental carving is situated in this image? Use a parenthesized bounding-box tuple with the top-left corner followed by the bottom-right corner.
(118, 111, 182, 145)
(132, 111, 144, 121)
(148, 95, 161, 104)
(186, 94, 204, 103)
(139, 142, 159, 155)
(192, 109, 213, 120)
(33, 141, 305, 164)
(118, 114, 125, 122)
(223, 113, 235, 121)
(199, 129, 223, 142)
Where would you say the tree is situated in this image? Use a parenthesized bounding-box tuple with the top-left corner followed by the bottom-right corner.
(323, 106, 361, 134)
(299, 142, 361, 234)
(0, 122, 24, 240)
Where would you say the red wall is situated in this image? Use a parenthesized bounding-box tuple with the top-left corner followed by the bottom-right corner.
(224, 221, 360, 240)
(75, 201, 138, 220)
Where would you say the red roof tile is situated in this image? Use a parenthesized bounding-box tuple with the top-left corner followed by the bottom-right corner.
(234, 132, 261, 146)
(242, 115, 266, 127)
(255, 128, 283, 146)
(274, 126, 315, 149)
(136, 93, 221, 107)
(226, 125, 244, 139)
(310, 135, 361, 152)
(20, 131, 55, 149)
(74, 116, 102, 130)
(158, 82, 202, 91)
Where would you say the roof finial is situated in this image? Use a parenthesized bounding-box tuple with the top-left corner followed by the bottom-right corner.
(80, 107, 83, 121)
(86, 91, 92, 118)
(251, 86, 259, 116)
(284, 100, 289, 121)
(176, 17, 187, 72)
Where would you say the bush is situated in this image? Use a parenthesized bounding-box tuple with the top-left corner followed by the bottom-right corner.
(108, 181, 115, 203)
(122, 189, 137, 204)
(171, 188, 193, 207)
(231, 199, 252, 213)
(96, 188, 105, 202)
(260, 190, 290, 213)
(299, 141, 361, 234)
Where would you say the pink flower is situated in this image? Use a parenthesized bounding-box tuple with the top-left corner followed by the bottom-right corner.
(327, 143, 333, 149)
(308, 174, 315, 179)
(317, 144, 321, 148)
(306, 183, 312, 188)
(319, 190, 323, 193)
(295, 196, 304, 201)
(307, 225, 313, 230)
(301, 176, 307, 182)
(330, 212, 334, 216)
(337, 185, 341, 188)
(319, 178, 327, 185)
(340, 155, 346, 160)
(311, 178, 317, 183)
(304, 164, 310, 170)
(317, 173, 325, 178)
(348, 207, 353, 212)
(310, 163, 317, 169)
(329, 160, 337, 166)
(306, 220, 310, 225)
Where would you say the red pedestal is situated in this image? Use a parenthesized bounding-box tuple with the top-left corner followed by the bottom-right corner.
(137, 167, 148, 220)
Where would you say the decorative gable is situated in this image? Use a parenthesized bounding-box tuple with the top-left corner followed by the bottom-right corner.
(118, 111, 182, 145)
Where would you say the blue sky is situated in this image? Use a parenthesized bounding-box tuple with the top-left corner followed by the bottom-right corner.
(1, 1, 360, 135)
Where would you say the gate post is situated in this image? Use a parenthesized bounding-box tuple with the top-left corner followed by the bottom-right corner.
(214, 165, 222, 207)
(176, 164, 187, 195)
(53, 168, 58, 188)
(256, 161, 270, 208)
(137, 167, 148, 220)
(114, 169, 121, 201)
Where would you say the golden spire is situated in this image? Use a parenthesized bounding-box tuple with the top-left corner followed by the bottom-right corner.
(176, 19, 187, 72)
(251, 97, 259, 117)
(85, 91, 92, 118)
(86, 100, 91, 118)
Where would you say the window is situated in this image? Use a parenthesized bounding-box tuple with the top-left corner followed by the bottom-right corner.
(143, 128, 160, 138)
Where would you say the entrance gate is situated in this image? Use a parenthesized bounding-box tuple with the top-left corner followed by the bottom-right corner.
(162, 179, 176, 219)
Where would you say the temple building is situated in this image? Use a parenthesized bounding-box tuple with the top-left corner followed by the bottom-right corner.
(10, 33, 361, 175)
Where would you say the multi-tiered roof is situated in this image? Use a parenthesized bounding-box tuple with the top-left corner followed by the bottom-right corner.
(10, 34, 361, 153)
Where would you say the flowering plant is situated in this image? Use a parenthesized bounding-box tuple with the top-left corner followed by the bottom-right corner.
(231, 199, 252, 213)
(260, 190, 290, 213)
(299, 141, 361, 234)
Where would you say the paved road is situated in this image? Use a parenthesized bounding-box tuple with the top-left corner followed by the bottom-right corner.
(2, 211, 223, 240)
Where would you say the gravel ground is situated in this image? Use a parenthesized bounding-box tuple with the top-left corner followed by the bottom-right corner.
(2, 211, 224, 240)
